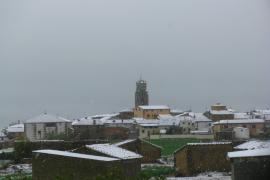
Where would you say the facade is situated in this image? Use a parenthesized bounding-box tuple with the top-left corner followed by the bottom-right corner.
(32, 149, 123, 180)
(6, 123, 25, 139)
(134, 105, 170, 119)
(119, 109, 134, 119)
(204, 103, 234, 121)
(79, 144, 142, 177)
(174, 142, 233, 176)
(212, 119, 265, 138)
(228, 147, 270, 180)
(137, 123, 160, 139)
(135, 78, 149, 107)
(115, 139, 162, 163)
(24, 113, 71, 141)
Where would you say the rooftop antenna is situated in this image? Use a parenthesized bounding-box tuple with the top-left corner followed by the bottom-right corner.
(43, 110, 47, 115)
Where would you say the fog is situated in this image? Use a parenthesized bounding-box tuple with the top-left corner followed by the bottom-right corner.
(0, 0, 270, 128)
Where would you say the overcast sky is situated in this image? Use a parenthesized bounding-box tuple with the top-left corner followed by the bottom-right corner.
(0, 0, 269, 128)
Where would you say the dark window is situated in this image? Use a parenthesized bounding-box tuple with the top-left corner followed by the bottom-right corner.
(252, 125, 256, 128)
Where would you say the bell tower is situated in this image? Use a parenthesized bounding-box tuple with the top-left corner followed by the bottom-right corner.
(135, 77, 149, 107)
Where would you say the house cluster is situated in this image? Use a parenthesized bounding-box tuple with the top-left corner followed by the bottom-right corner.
(173, 140, 270, 180)
(2, 78, 270, 143)
(32, 138, 161, 179)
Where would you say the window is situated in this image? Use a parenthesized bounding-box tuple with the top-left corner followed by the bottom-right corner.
(243, 125, 246, 128)
(141, 129, 145, 133)
(252, 125, 256, 128)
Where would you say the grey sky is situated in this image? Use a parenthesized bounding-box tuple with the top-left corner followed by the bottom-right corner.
(0, 0, 270, 128)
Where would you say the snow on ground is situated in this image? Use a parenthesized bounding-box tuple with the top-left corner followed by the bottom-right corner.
(0, 164, 32, 176)
(167, 172, 231, 180)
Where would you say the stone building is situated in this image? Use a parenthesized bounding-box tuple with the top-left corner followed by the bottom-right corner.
(228, 147, 270, 180)
(119, 109, 134, 119)
(24, 113, 71, 141)
(115, 139, 162, 163)
(174, 142, 233, 176)
(72, 118, 134, 140)
(204, 103, 234, 121)
(32, 149, 123, 180)
(75, 143, 142, 177)
(134, 105, 170, 119)
(212, 119, 265, 138)
(135, 78, 149, 107)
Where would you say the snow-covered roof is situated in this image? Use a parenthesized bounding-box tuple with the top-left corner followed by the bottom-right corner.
(25, 113, 71, 124)
(228, 148, 270, 158)
(235, 140, 270, 150)
(187, 142, 232, 146)
(33, 149, 119, 161)
(91, 113, 119, 119)
(6, 124, 24, 133)
(119, 109, 133, 113)
(254, 109, 270, 115)
(170, 109, 184, 113)
(104, 119, 135, 124)
(158, 114, 173, 119)
(86, 144, 142, 160)
(138, 123, 159, 127)
(72, 117, 105, 126)
(209, 110, 233, 115)
(234, 113, 251, 119)
(213, 119, 265, 125)
(192, 113, 212, 122)
(138, 105, 170, 110)
(114, 139, 137, 146)
(134, 119, 160, 124)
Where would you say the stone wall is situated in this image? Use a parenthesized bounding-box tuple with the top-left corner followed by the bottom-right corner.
(73, 125, 130, 140)
(231, 156, 270, 180)
(174, 143, 233, 176)
(32, 152, 123, 180)
(118, 139, 161, 163)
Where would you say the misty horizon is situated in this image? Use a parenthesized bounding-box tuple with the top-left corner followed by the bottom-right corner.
(1, 0, 270, 128)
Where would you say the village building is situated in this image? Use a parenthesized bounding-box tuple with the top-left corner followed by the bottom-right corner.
(119, 109, 134, 119)
(134, 105, 170, 119)
(204, 103, 234, 121)
(177, 116, 196, 134)
(114, 139, 162, 163)
(212, 119, 265, 139)
(228, 146, 270, 180)
(72, 116, 135, 140)
(170, 109, 184, 116)
(137, 123, 159, 139)
(174, 142, 233, 176)
(77, 143, 142, 177)
(251, 109, 270, 120)
(32, 149, 124, 180)
(24, 113, 72, 141)
(6, 123, 24, 139)
(234, 140, 270, 150)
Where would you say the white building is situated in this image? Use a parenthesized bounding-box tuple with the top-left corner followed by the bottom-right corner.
(6, 123, 24, 139)
(24, 113, 71, 141)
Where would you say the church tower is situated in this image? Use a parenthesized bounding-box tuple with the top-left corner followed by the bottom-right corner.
(135, 78, 149, 107)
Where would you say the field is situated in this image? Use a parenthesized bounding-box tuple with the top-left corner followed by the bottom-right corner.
(147, 138, 206, 156)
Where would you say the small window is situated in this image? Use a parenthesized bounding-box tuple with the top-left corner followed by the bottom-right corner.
(142, 129, 145, 133)
(252, 125, 256, 128)
(243, 125, 247, 128)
